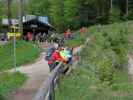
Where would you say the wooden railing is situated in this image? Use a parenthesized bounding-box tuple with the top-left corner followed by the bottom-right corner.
(33, 62, 62, 100)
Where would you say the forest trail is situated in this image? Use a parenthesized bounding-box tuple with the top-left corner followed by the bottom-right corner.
(9, 52, 50, 100)
(128, 55, 133, 81)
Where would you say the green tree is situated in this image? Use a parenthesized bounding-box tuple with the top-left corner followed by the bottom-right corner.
(11, 1, 18, 18)
(26, 0, 50, 16)
(0, 0, 4, 20)
(49, 0, 64, 32)
(77, 0, 110, 25)
(63, 0, 78, 29)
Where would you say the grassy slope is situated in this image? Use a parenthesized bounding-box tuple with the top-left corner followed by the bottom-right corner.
(64, 34, 86, 47)
(56, 68, 133, 100)
(0, 41, 40, 70)
(0, 72, 27, 100)
(56, 21, 133, 100)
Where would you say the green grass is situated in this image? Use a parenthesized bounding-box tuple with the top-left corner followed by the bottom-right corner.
(55, 21, 133, 100)
(0, 41, 39, 99)
(64, 33, 86, 47)
(56, 69, 133, 100)
(0, 40, 40, 71)
(0, 72, 27, 100)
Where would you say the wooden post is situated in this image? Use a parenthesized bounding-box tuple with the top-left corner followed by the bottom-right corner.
(49, 80, 55, 100)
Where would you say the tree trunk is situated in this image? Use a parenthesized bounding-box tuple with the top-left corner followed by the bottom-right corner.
(6, 0, 12, 29)
(125, 0, 129, 17)
(18, 0, 23, 34)
(110, 0, 113, 13)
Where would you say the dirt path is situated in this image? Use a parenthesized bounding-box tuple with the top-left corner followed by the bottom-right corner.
(128, 55, 133, 81)
(9, 52, 50, 100)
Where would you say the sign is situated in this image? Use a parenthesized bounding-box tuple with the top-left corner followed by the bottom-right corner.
(30, 24, 38, 28)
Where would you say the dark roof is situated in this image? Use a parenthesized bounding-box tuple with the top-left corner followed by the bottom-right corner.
(2, 15, 55, 31)
(23, 18, 55, 31)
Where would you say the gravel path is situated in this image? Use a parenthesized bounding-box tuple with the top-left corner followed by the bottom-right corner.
(128, 55, 133, 81)
(9, 52, 50, 100)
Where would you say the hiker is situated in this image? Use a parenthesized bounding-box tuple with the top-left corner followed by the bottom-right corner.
(45, 43, 59, 61)
(60, 47, 72, 64)
(72, 45, 82, 62)
(59, 47, 73, 74)
(64, 29, 72, 39)
(80, 27, 87, 33)
(58, 37, 65, 47)
(27, 32, 33, 41)
(48, 48, 66, 71)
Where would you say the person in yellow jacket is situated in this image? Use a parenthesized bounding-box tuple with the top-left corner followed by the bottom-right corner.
(60, 47, 72, 64)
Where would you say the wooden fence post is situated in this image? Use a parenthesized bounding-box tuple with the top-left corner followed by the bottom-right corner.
(49, 79, 55, 100)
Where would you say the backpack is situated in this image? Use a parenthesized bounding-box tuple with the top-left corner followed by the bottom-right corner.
(45, 47, 55, 61)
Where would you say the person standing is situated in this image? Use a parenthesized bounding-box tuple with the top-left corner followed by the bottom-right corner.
(27, 32, 33, 41)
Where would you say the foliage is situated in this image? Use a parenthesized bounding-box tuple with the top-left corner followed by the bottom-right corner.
(0, 72, 26, 100)
(64, 34, 85, 47)
(55, 21, 133, 100)
(0, 40, 40, 71)
(26, 0, 50, 16)
(11, 1, 19, 18)
(0, 0, 5, 28)
(108, 8, 121, 23)
(1, 0, 133, 32)
(25, 0, 126, 32)
(85, 21, 131, 84)
(63, 0, 79, 29)
(49, 0, 64, 32)
(56, 66, 133, 100)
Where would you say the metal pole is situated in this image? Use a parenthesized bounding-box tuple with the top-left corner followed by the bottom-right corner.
(13, 26, 17, 71)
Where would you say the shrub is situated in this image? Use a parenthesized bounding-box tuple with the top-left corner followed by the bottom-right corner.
(64, 33, 85, 47)
(108, 8, 121, 23)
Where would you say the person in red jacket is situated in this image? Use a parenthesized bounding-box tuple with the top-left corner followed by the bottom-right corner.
(48, 49, 66, 71)
(27, 32, 33, 41)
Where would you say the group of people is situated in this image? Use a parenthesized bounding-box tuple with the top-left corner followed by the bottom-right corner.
(44, 27, 87, 72)
(45, 43, 74, 73)
(23, 31, 50, 42)
(64, 29, 74, 39)
(64, 27, 87, 40)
